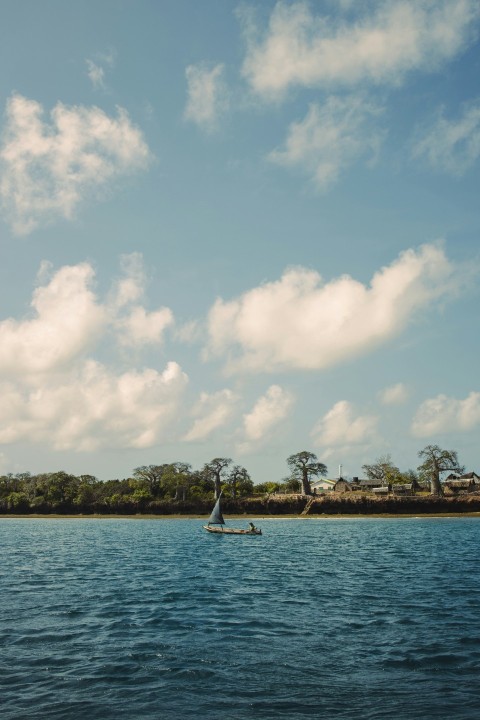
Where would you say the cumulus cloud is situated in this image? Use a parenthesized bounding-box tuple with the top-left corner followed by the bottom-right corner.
(0, 256, 185, 451)
(0, 263, 106, 377)
(311, 400, 378, 447)
(111, 252, 173, 347)
(0, 361, 188, 451)
(379, 382, 408, 405)
(242, 384, 294, 442)
(183, 389, 238, 442)
(0, 254, 172, 380)
(240, 0, 478, 100)
(110, 252, 146, 309)
(116, 306, 173, 348)
(412, 100, 480, 176)
(0, 94, 151, 234)
(184, 63, 228, 131)
(411, 391, 480, 436)
(269, 96, 383, 189)
(206, 243, 457, 374)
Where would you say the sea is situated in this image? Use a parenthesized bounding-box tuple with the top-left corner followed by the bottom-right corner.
(1, 517, 479, 719)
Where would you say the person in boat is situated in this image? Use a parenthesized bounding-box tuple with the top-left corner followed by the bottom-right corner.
(248, 522, 257, 532)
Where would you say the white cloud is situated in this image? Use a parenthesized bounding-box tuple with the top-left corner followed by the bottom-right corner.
(0, 263, 106, 377)
(111, 252, 146, 309)
(241, 0, 478, 100)
(175, 319, 203, 344)
(116, 306, 174, 347)
(86, 50, 116, 90)
(206, 243, 457, 374)
(184, 63, 228, 131)
(0, 255, 173, 379)
(0, 257, 185, 451)
(110, 252, 174, 347)
(0, 94, 151, 234)
(412, 100, 480, 176)
(311, 400, 378, 447)
(242, 384, 294, 441)
(379, 382, 408, 405)
(411, 391, 480, 437)
(86, 60, 106, 90)
(183, 389, 238, 442)
(269, 97, 383, 189)
(0, 361, 188, 451)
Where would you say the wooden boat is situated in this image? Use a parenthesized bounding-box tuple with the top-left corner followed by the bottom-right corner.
(204, 493, 262, 535)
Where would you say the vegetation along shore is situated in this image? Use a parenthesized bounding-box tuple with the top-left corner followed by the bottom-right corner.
(1, 444, 479, 517)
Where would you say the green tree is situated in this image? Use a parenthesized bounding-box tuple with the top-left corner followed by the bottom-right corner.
(227, 465, 252, 498)
(6, 491, 30, 512)
(188, 469, 214, 498)
(132, 465, 170, 497)
(203, 458, 232, 499)
(254, 481, 281, 495)
(287, 451, 327, 496)
(417, 444, 464, 496)
(36, 471, 79, 507)
(284, 477, 301, 493)
(75, 476, 99, 508)
(160, 462, 193, 500)
(362, 454, 401, 485)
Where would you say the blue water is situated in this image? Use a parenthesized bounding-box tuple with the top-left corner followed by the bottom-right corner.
(1, 518, 480, 719)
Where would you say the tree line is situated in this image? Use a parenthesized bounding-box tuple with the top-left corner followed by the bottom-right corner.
(0, 444, 464, 514)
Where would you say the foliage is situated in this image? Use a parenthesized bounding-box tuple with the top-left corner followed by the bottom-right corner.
(287, 451, 327, 496)
(253, 481, 281, 495)
(362, 454, 400, 484)
(226, 465, 253, 498)
(418, 445, 464, 496)
(0, 442, 468, 513)
(203, 458, 232, 499)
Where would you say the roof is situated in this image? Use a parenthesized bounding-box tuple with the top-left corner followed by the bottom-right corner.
(357, 479, 384, 488)
(444, 479, 473, 489)
(311, 479, 336, 489)
(445, 471, 480, 482)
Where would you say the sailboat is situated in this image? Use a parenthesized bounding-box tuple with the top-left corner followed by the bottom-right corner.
(203, 493, 262, 535)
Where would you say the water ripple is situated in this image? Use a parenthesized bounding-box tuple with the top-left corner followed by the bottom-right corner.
(1, 517, 480, 719)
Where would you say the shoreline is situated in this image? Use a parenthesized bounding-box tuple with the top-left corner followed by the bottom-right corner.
(2, 512, 480, 520)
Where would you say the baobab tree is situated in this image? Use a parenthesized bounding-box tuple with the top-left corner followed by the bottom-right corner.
(227, 465, 252, 499)
(287, 451, 327, 496)
(417, 445, 464, 496)
(203, 457, 232, 499)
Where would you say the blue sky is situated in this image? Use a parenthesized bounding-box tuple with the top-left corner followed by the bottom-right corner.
(1, 0, 479, 483)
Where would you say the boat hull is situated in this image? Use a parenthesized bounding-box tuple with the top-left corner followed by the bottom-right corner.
(203, 525, 262, 535)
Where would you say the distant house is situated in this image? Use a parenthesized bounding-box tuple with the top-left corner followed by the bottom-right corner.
(311, 478, 336, 494)
(392, 483, 415, 496)
(444, 471, 480, 495)
(372, 486, 390, 495)
(334, 477, 391, 494)
(464, 472, 480, 485)
(444, 479, 475, 495)
(333, 478, 353, 493)
(416, 481, 431, 492)
(356, 479, 389, 491)
(445, 471, 480, 484)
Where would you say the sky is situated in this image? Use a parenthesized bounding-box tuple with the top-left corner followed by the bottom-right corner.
(0, 0, 479, 483)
